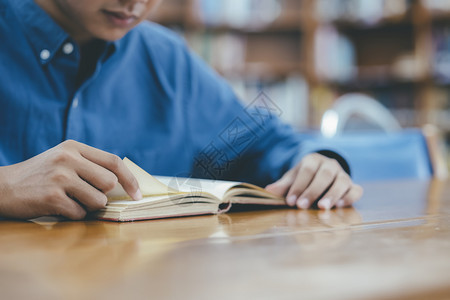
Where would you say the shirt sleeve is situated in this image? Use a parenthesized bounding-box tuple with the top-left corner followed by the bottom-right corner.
(177, 43, 349, 186)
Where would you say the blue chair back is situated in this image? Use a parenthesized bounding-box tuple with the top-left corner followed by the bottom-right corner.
(302, 129, 433, 182)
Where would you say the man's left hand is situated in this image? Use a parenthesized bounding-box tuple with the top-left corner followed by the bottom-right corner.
(265, 153, 363, 210)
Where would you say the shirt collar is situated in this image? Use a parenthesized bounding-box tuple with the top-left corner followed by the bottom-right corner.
(10, 0, 70, 65)
(9, 0, 118, 65)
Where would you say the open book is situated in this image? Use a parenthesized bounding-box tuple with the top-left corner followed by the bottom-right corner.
(96, 158, 285, 222)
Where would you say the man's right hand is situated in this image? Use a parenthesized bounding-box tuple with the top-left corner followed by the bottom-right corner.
(0, 140, 142, 220)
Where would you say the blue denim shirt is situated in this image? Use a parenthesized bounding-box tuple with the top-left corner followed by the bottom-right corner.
(0, 0, 337, 186)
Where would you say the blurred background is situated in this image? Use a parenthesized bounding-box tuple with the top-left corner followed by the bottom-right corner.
(148, 0, 450, 172)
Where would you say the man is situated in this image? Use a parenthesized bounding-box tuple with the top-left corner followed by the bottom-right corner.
(0, 0, 363, 220)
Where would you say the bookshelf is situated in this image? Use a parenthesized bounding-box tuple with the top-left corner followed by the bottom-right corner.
(149, 0, 450, 166)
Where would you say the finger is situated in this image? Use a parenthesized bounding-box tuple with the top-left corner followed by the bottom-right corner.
(265, 166, 298, 198)
(286, 157, 321, 207)
(317, 172, 352, 210)
(58, 199, 87, 220)
(76, 158, 118, 194)
(46, 190, 87, 220)
(296, 159, 340, 209)
(336, 184, 364, 208)
(77, 144, 141, 200)
(66, 176, 108, 212)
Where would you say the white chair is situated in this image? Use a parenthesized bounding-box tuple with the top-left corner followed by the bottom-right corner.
(320, 93, 402, 138)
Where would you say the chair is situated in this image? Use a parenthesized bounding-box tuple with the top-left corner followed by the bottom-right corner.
(314, 93, 448, 182)
(321, 93, 402, 138)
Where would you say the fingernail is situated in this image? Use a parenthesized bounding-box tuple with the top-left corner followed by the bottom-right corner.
(132, 189, 143, 200)
(286, 195, 297, 206)
(319, 198, 332, 210)
(336, 199, 345, 208)
(297, 198, 309, 210)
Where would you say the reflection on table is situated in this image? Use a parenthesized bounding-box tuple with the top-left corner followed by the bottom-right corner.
(0, 179, 449, 300)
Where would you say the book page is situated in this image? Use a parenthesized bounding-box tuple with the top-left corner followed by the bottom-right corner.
(107, 158, 276, 203)
(107, 158, 180, 200)
(154, 176, 242, 200)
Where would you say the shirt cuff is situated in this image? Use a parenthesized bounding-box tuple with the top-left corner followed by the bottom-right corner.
(316, 149, 351, 176)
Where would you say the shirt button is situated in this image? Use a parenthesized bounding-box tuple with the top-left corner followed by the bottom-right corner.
(63, 43, 74, 55)
(40, 49, 50, 60)
(72, 98, 79, 108)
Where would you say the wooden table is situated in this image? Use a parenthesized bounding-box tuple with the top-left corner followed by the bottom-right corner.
(1, 179, 449, 300)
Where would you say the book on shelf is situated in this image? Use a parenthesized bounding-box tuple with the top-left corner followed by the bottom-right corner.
(315, 0, 409, 25)
(97, 158, 285, 222)
(194, 0, 283, 29)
